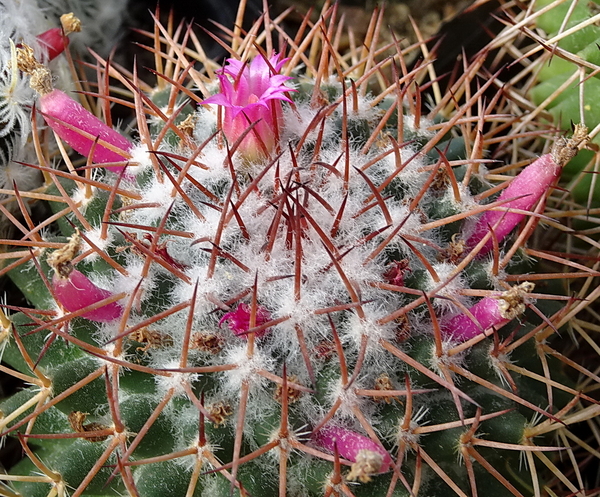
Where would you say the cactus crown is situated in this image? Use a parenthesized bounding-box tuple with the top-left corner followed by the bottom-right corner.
(0, 3, 598, 497)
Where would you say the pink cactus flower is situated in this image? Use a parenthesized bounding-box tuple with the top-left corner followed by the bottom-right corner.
(203, 53, 294, 160)
(219, 303, 272, 339)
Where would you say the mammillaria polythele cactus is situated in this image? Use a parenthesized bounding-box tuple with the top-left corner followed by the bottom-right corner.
(0, 2, 598, 497)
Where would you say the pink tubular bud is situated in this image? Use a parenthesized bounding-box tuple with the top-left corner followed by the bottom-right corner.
(37, 28, 69, 61)
(466, 154, 559, 255)
(48, 230, 122, 322)
(40, 89, 132, 171)
(314, 425, 392, 482)
(467, 125, 588, 256)
(219, 303, 271, 339)
(441, 282, 534, 341)
(52, 269, 123, 322)
(16, 43, 131, 172)
(441, 297, 506, 341)
(37, 14, 81, 61)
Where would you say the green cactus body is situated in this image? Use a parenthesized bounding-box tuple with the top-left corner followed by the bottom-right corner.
(0, 3, 597, 497)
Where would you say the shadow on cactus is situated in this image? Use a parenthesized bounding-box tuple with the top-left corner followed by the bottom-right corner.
(0, 2, 599, 497)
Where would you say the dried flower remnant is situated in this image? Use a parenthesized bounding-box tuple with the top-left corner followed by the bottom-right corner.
(373, 374, 395, 404)
(67, 411, 109, 442)
(441, 282, 535, 341)
(190, 331, 225, 353)
(466, 125, 589, 256)
(219, 302, 272, 339)
(207, 401, 233, 426)
(203, 53, 294, 161)
(274, 375, 303, 404)
(129, 327, 173, 352)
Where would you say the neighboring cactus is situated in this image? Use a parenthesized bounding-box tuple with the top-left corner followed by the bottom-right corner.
(502, 0, 600, 208)
(0, 3, 598, 497)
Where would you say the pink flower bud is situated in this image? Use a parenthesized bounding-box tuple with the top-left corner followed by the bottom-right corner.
(440, 282, 534, 341)
(467, 126, 588, 256)
(16, 43, 131, 172)
(313, 425, 392, 482)
(34, 14, 80, 61)
(39, 89, 132, 171)
(441, 297, 507, 341)
(219, 303, 272, 339)
(52, 268, 123, 322)
(36, 28, 69, 61)
(203, 53, 294, 161)
(383, 259, 410, 286)
(467, 154, 560, 255)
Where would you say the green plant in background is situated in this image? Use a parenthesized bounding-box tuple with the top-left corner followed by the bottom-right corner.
(521, 0, 600, 207)
(0, 2, 598, 497)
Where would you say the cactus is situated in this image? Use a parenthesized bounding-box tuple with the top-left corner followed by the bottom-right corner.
(0, 3, 598, 497)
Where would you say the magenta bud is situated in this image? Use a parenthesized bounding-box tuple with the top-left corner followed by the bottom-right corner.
(440, 282, 534, 341)
(16, 43, 130, 171)
(466, 153, 561, 256)
(52, 269, 123, 322)
(219, 303, 271, 339)
(40, 89, 132, 171)
(441, 297, 506, 341)
(314, 425, 392, 481)
(33, 13, 80, 61)
(203, 53, 294, 160)
(36, 28, 69, 61)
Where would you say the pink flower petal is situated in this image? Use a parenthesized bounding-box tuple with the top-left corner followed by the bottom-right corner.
(202, 53, 295, 159)
(219, 303, 272, 339)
